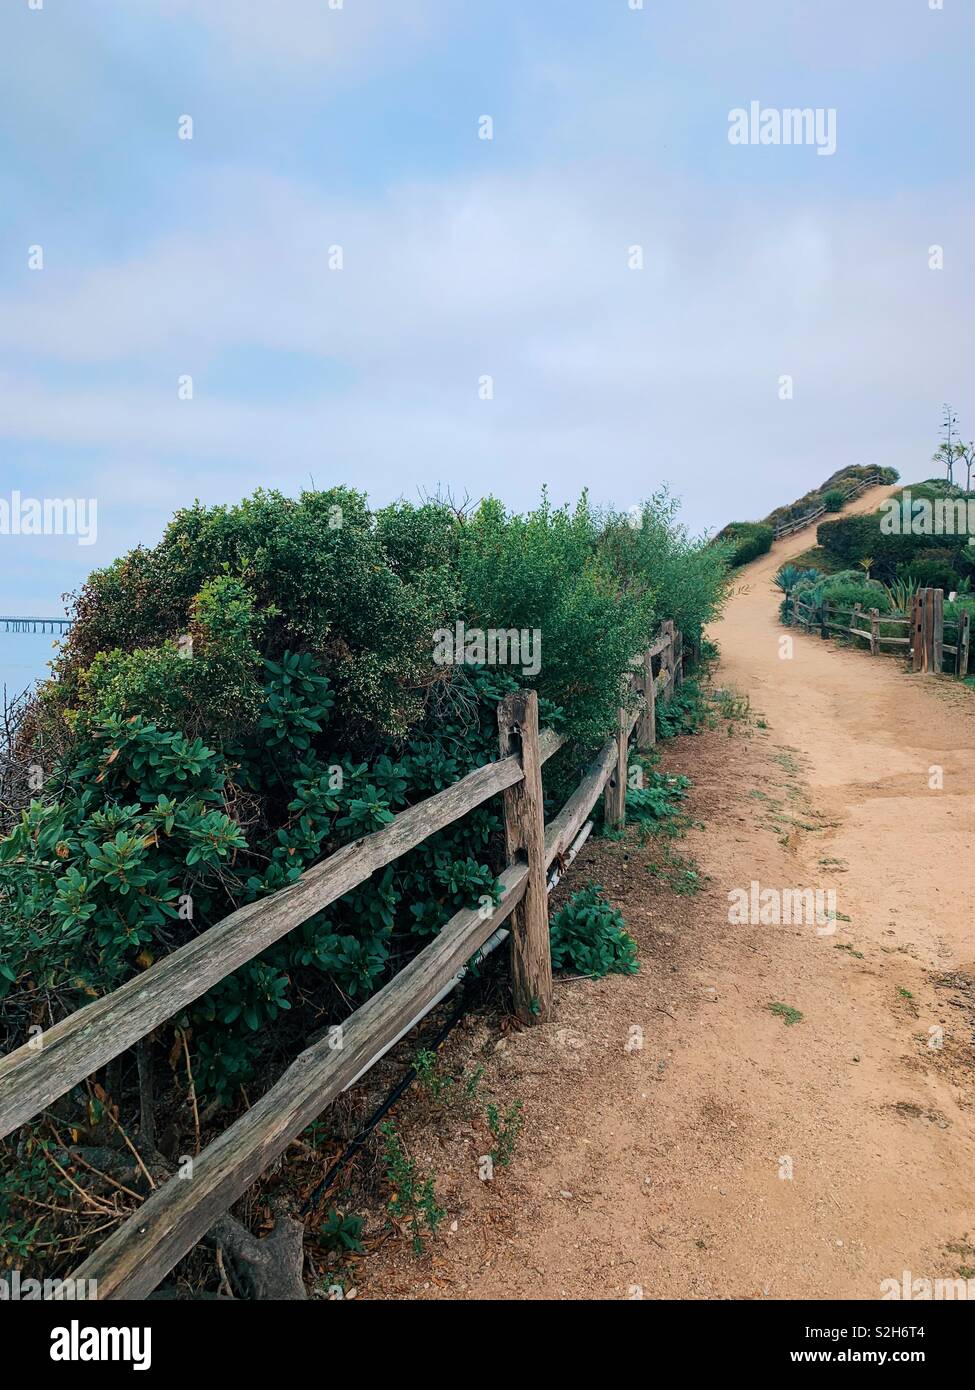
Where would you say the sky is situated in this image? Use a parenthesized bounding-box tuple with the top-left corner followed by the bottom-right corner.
(1, 0, 973, 694)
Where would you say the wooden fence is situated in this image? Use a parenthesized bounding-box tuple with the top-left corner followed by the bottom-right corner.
(786, 587, 971, 678)
(0, 623, 688, 1299)
(772, 470, 883, 541)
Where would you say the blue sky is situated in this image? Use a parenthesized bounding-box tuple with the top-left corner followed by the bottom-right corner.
(1, 0, 973, 693)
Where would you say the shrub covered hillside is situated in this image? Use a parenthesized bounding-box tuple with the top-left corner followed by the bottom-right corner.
(0, 488, 728, 1170)
(717, 464, 899, 567)
(816, 478, 975, 588)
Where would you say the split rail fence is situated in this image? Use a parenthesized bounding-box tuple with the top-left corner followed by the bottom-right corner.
(0, 622, 688, 1299)
(772, 470, 883, 541)
(785, 587, 970, 677)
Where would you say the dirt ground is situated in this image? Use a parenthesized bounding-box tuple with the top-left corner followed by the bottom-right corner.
(349, 484, 975, 1300)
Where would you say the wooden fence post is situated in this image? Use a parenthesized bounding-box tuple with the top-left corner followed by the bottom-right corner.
(957, 610, 971, 678)
(921, 588, 935, 672)
(912, 590, 924, 671)
(497, 691, 553, 1025)
(932, 588, 944, 673)
(869, 608, 880, 656)
(820, 599, 829, 639)
(635, 648, 655, 751)
(603, 704, 628, 831)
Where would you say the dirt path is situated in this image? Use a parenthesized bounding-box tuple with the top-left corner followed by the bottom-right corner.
(360, 485, 975, 1300)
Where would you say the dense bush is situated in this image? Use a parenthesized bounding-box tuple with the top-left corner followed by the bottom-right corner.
(790, 570, 891, 613)
(1, 487, 727, 1118)
(718, 521, 774, 567)
(822, 489, 845, 512)
(549, 883, 638, 977)
(904, 551, 968, 592)
(817, 480, 975, 582)
(597, 488, 732, 642)
(456, 493, 657, 745)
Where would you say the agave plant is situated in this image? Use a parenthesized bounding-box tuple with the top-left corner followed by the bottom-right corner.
(773, 565, 820, 594)
(883, 573, 920, 615)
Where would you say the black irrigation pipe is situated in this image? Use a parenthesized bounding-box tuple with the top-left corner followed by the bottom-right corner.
(300, 993, 471, 1217)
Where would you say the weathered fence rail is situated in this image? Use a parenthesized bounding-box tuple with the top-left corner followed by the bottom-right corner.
(0, 621, 689, 1299)
(772, 470, 882, 541)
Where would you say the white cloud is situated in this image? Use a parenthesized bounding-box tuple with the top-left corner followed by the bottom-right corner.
(150, 0, 441, 77)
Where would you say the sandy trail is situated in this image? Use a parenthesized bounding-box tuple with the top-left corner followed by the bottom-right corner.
(363, 484, 975, 1300)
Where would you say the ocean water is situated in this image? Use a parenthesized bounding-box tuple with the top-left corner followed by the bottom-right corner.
(0, 630, 62, 703)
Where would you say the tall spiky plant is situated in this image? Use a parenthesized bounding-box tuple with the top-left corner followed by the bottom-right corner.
(932, 403, 959, 485)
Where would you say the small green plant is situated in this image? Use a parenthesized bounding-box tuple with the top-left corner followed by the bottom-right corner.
(413, 1048, 484, 1116)
(646, 847, 703, 895)
(486, 1100, 523, 1168)
(380, 1122, 445, 1256)
(656, 679, 709, 739)
(549, 883, 638, 977)
(834, 943, 864, 960)
(413, 1047, 453, 1101)
(0, 1139, 72, 1267)
(320, 1208, 365, 1254)
(717, 688, 751, 725)
(625, 769, 689, 827)
(769, 1002, 803, 1026)
(897, 987, 914, 1001)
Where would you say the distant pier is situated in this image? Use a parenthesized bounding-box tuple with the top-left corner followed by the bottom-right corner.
(0, 616, 74, 635)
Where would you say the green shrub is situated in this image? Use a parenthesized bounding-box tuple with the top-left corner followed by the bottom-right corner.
(1, 479, 727, 1275)
(946, 595, 975, 627)
(549, 883, 638, 976)
(597, 488, 731, 644)
(457, 493, 655, 745)
(819, 579, 890, 612)
(717, 521, 774, 567)
(625, 770, 689, 825)
(656, 677, 709, 738)
(822, 488, 845, 512)
(55, 487, 459, 741)
(902, 551, 965, 592)
(817, 481, 975, 581)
